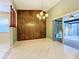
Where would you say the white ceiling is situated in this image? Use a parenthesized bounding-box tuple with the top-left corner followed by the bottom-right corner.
(14, 0, 60, 11)
(0, 0, 10, 12)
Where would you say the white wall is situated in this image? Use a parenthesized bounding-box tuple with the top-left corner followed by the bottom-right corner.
(0, 12, 10, 45)
(46, 19, 53, 39)
(0, 33, 10, 43)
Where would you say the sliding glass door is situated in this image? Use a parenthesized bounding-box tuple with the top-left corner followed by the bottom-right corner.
(64, 19, 79, 41)
(64, 17, 79, 49)
(53, 18, 63, 42)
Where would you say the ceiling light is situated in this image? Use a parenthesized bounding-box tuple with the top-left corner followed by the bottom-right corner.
(36, 11, 48, 20)
(36, 14, 40, 17)
(38, 16, 42, 19)
(45, 13, 48, 17)
(40, 11, 43, 16)
(43, 16, 45, 19)
(36, 0, 48, 20)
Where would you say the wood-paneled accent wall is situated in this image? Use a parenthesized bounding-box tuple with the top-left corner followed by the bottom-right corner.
(17, 10, 46, 41)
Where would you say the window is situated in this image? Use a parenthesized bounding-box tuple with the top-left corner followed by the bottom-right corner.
(0, 17, 9, 32)
(64, 21, 79, 36)
(71, 23, 79, 36)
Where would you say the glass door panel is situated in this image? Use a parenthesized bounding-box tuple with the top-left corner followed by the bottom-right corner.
(53, 18, 63, 42)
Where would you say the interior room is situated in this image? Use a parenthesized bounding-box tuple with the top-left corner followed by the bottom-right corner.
(0, 0, 79, 59)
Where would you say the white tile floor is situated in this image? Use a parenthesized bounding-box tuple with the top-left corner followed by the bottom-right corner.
(7, 38, 79, 59)
(0, 40, 10, 59)
(64, 36, 79, 49)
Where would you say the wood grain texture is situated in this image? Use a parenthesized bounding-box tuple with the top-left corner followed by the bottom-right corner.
(17, 10, 46, 41)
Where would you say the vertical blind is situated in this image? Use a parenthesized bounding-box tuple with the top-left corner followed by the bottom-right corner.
(64, 22, 79, 36)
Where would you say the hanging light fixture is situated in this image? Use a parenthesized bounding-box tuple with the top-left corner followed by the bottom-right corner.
(36, 0, 48, 20)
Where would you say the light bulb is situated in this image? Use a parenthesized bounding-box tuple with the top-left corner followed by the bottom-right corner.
(36, 14, 39, 17)
(39, 16, 41, 19)
(45, 13, 48, 17)
(40, 11, 43, 16)
(43, 16, 45, 19)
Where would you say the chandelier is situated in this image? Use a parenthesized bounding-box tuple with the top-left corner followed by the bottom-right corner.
(36, 11, 48, 19)
(36, 0, 48, 20)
